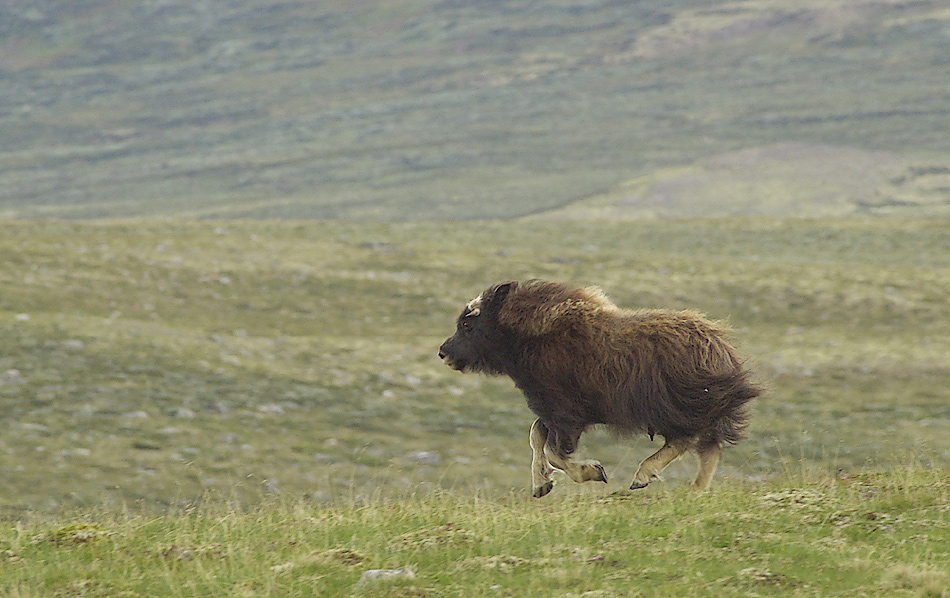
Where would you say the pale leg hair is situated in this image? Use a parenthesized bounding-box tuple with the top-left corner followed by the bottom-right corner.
(630, 438, 690, 489)
(529, 419, 555, 498)
(530, 419, 606, 497)
(543, 446, 607, 486)
(693, 443, 722, 490)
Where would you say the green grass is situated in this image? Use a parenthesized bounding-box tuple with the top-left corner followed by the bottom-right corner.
(1, 217, 949, 595)
(3, 470, 949, 597)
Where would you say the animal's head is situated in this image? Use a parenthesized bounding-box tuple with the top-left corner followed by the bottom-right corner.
(439, 280, 617, 373)
(439, 281, 518, 375)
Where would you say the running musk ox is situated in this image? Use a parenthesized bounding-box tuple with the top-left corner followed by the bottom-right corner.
(439, 280, 761, 497)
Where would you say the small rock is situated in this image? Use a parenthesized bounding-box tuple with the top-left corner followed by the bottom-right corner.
(60, 340, 85, 351)
(360, 241, 399, 253)
(123, 411, 150, 419)
(209, 401, 230, 414)
(15, 314, 30, 322)
(357, 568, 415, 585)
(174, 408, 197, 419)
(258, 404, 285, 415)
(0, 369, 23, 385)
(406, 450, 440, 465)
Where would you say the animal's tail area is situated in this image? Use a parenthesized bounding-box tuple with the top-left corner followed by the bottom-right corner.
(703, 368, 764, 446)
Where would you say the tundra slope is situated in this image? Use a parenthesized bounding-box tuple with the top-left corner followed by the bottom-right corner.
(439, 280, 762, 497)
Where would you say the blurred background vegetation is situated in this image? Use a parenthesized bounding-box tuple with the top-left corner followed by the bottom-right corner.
(1, 0, 948, 219)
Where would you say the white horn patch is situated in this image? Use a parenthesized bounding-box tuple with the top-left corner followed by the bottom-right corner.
(465, 294, 483, 314)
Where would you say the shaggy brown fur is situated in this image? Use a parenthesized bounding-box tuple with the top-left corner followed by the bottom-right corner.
(439, 279, 762, 497)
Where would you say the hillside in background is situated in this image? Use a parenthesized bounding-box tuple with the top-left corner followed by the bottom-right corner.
(2, 0, 949, 220)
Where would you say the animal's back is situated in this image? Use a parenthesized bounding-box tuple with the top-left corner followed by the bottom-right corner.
(620, 309, 741, 376)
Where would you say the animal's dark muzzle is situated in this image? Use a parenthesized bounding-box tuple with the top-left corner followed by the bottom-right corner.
(439, 341, 465, 371)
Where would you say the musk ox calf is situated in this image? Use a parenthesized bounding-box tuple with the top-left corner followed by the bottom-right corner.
(439, 279, 761, 497)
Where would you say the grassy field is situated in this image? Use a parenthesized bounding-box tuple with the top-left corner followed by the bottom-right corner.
(1, 218, 948, 513)
(1, 217, 949, 595)
(2, 471, 950, 597)
(4, 2, 949, 594)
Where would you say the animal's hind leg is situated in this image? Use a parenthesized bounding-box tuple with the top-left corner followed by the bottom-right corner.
(543, 427, 607, 486)
(529, 419, 555, 498)
(693, 443, 721, 491)
(630, 438, 689, 490)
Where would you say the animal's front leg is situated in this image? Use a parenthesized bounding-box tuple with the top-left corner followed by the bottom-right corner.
(529, 419, 555, 497)
(543, 427, 607, 485)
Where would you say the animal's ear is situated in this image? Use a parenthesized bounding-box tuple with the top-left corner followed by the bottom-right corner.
(488, 281, 518, 307)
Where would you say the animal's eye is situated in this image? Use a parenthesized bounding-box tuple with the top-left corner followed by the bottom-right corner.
(460, 318, 474, 332)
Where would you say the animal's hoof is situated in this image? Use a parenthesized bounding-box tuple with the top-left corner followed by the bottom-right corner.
(593, 463, 608, 483)
(629, 480, 649, 490)
(532, 481, 554, 498)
